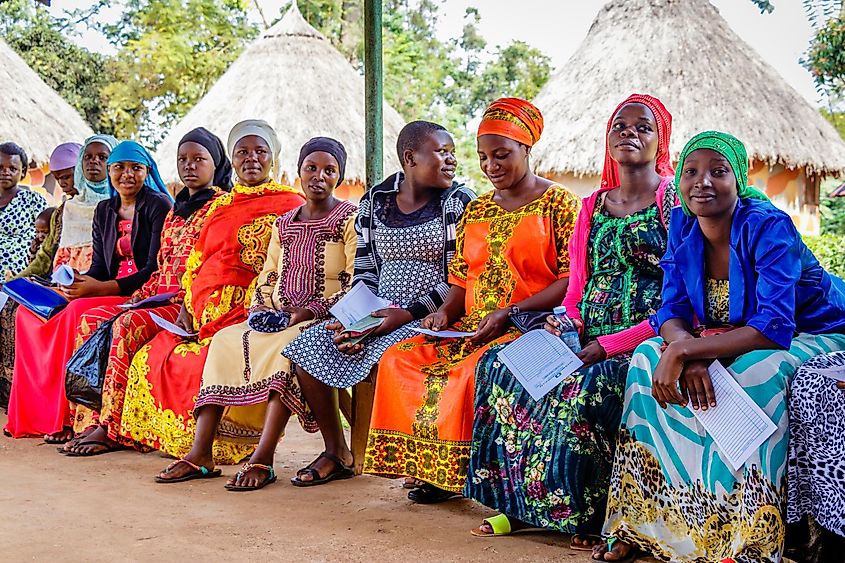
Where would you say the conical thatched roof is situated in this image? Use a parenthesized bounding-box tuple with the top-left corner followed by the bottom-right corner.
(0, 39, 93, 166)
(156, 3, 405, 185)
(532, 0, 845, 179)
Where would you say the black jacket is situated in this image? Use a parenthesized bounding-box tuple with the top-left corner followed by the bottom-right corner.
(87, 186, 172, 295)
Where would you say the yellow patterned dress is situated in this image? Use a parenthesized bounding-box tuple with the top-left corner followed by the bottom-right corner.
(118, 181, 304, 464)
(364, 186, 579, 492)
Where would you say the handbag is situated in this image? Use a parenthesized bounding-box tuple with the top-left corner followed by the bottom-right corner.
(65, 316, 118, 410)
(1, 277, 68, 321)
(509, 310, 552, 334)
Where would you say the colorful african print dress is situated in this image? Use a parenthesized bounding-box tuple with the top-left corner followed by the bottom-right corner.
(118, 181, 304, 464)
(195, 201, 356, 448)
(465, 200, 666, 532)
(71, 191, 223, 445)
(0, 188, 47, 276)
(364, 186, 580, 492)
(787, 351, 845, 539)
(603, 279, 845, 563)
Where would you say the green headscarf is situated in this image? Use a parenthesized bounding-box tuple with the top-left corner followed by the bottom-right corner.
(675, 130, 769, 216)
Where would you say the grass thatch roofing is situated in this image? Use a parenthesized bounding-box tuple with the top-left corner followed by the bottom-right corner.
(0, 39, 93, 166)
(532, 0, 845, 179)
(155, 3, 406, 185)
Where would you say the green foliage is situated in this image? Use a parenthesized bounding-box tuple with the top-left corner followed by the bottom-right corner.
(95, 0, 257, 144)
(820, 107, 845, 138)
(804, 234, 845, 276)
(0, 0, 112, 132)
(820, 180, 845, 234)
(750, 0, 775, 13)
(805, 10, 845, 98)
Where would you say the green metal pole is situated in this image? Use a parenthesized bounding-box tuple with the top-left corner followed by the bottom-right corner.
(364, 0, 383, 189)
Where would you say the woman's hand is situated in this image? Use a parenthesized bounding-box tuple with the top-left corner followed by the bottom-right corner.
(281, 306, 315, 326)
(544, 314, 561, 336)
(652, 341, 687, 408)
(249, 304, 273, 315)
(174, 302, 196, 337)
(328, 321, 365, 356)
(470, 308, 510, 344)
(421, 310, 449, 331)
(61, 274, 115, 299)
(370, 307, 413, 337)
(576, 340, 607, 368)
(678, 359, 716, 410)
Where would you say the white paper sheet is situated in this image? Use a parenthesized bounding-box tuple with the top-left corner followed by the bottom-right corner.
(497, 329, 583, 401)
(117, 292, 178, 309)
(330, 283, 391, 329)
(149, 312, 197, 338)
(692, 361, 778, 471)
(0, 292, 8, 311)
(410, 327, 476, 338)
(50, 264, 75, 286)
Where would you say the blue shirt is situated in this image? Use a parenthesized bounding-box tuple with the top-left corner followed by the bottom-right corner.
(651, 198, 845, 349)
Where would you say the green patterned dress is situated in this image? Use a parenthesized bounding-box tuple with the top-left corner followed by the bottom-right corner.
(465, 199, 666, 533)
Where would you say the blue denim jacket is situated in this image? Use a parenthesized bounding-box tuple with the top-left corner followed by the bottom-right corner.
(651, 198, 845, 349)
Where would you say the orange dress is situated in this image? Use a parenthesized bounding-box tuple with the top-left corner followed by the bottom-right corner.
(364, 186, 579, 492)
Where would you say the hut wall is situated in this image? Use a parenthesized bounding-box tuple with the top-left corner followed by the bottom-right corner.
(545, 162, 821, 235)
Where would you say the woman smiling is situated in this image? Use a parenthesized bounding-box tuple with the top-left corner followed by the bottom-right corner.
(5, 140, 172, 443)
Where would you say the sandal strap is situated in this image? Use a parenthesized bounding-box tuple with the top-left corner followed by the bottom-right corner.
(484, 513, 512, 535)
(167, 459, 208, 475)
(237, 462, 275, 480)
(318, 451, 351, 470)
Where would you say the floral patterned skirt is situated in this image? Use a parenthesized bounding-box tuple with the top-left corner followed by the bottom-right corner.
(465, 343, 630, 533)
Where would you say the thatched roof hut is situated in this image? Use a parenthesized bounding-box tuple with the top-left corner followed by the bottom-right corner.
(532, 0, 845, 233)
(0, 39, 94, 166)
(155, 3, 406, 198)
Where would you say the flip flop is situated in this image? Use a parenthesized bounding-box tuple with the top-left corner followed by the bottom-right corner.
(470, 514, 513, 537)
(155, 459, 222, 483)
(64, 440, 123, 457)
(290, 451, 354, 487)
(402, 477, 425, 489)
(570, 533, 603, 551)
(225, 463, 277, 492)
(594, 537, 640, 563)
(407, 483, 462, 504)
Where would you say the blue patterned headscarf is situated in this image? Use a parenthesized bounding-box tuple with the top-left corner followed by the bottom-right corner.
(107, 140, 173, 201)
(74, 134, 119, 205)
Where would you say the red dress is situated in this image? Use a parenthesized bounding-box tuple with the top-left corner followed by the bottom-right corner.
(4, 222, 136, 437)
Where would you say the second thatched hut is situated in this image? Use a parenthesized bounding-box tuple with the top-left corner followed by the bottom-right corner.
(532, 0, 845, 234)
(155, 3, 406, 201)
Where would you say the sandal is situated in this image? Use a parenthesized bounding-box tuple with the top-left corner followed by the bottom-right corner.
(154, 459, 222, 483)
(64, 440, 123, 457)
(402, 477, 425, 489)
(592, 537, 640, 563)
(225, 463, 277, 492)
(290, 451, 354, 487)
(570, 533, 603, 551)
(407, 483, 462, 504)
(470, 514, 513, 537)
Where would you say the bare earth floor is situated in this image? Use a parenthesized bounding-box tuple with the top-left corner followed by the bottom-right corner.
(3, 412, 662, 562)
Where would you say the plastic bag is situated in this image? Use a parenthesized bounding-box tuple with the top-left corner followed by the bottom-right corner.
(65, 316, 118, 410)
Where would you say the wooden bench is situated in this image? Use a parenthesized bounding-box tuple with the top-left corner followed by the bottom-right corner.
(338, 374, 376, 475)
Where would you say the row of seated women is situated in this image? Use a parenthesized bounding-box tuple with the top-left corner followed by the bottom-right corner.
(1, 95, 844, 563)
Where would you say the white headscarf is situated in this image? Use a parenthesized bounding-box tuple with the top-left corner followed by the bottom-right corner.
(59, 134, 119, 248)
(226, 119, 281, 180)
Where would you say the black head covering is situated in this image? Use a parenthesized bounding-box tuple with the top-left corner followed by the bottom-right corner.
(178, 127, 233, 190)
(297, 137, 347, 187)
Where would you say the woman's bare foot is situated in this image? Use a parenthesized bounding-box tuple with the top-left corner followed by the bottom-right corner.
(226, 455, 275, 489)
(156, 453, 214, 481)
(592, 537, 636, 561)
(475, 515, 531, 536)
(571, 534, 603, 550)
(44, 427, 74, 444)
(65, 426, 122, 456)
(57, 426, 94, 453)
(403, 476, 424, 488)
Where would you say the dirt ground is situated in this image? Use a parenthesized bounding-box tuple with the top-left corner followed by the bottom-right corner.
(0, 412, 644, 562)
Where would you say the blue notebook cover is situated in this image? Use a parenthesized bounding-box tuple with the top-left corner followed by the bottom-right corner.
(1, 277, 69, 321)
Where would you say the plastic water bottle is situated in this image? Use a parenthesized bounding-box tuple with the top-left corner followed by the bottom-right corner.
(553, 305, 581, 353)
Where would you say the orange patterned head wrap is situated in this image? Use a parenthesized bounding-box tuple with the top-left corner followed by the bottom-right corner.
(601, 93, 674, 189)
(477, 97, 544, 147)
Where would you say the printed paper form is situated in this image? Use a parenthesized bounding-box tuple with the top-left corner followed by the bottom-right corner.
(497, 329, 583, 401)
(330, 283, 391, 329)
(411, 328, 476, 338)
(0, 292, 8, 311)
(692, 361, 777, 471)
(50, 264, 75, 286)
(149, 312, 197, 338)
